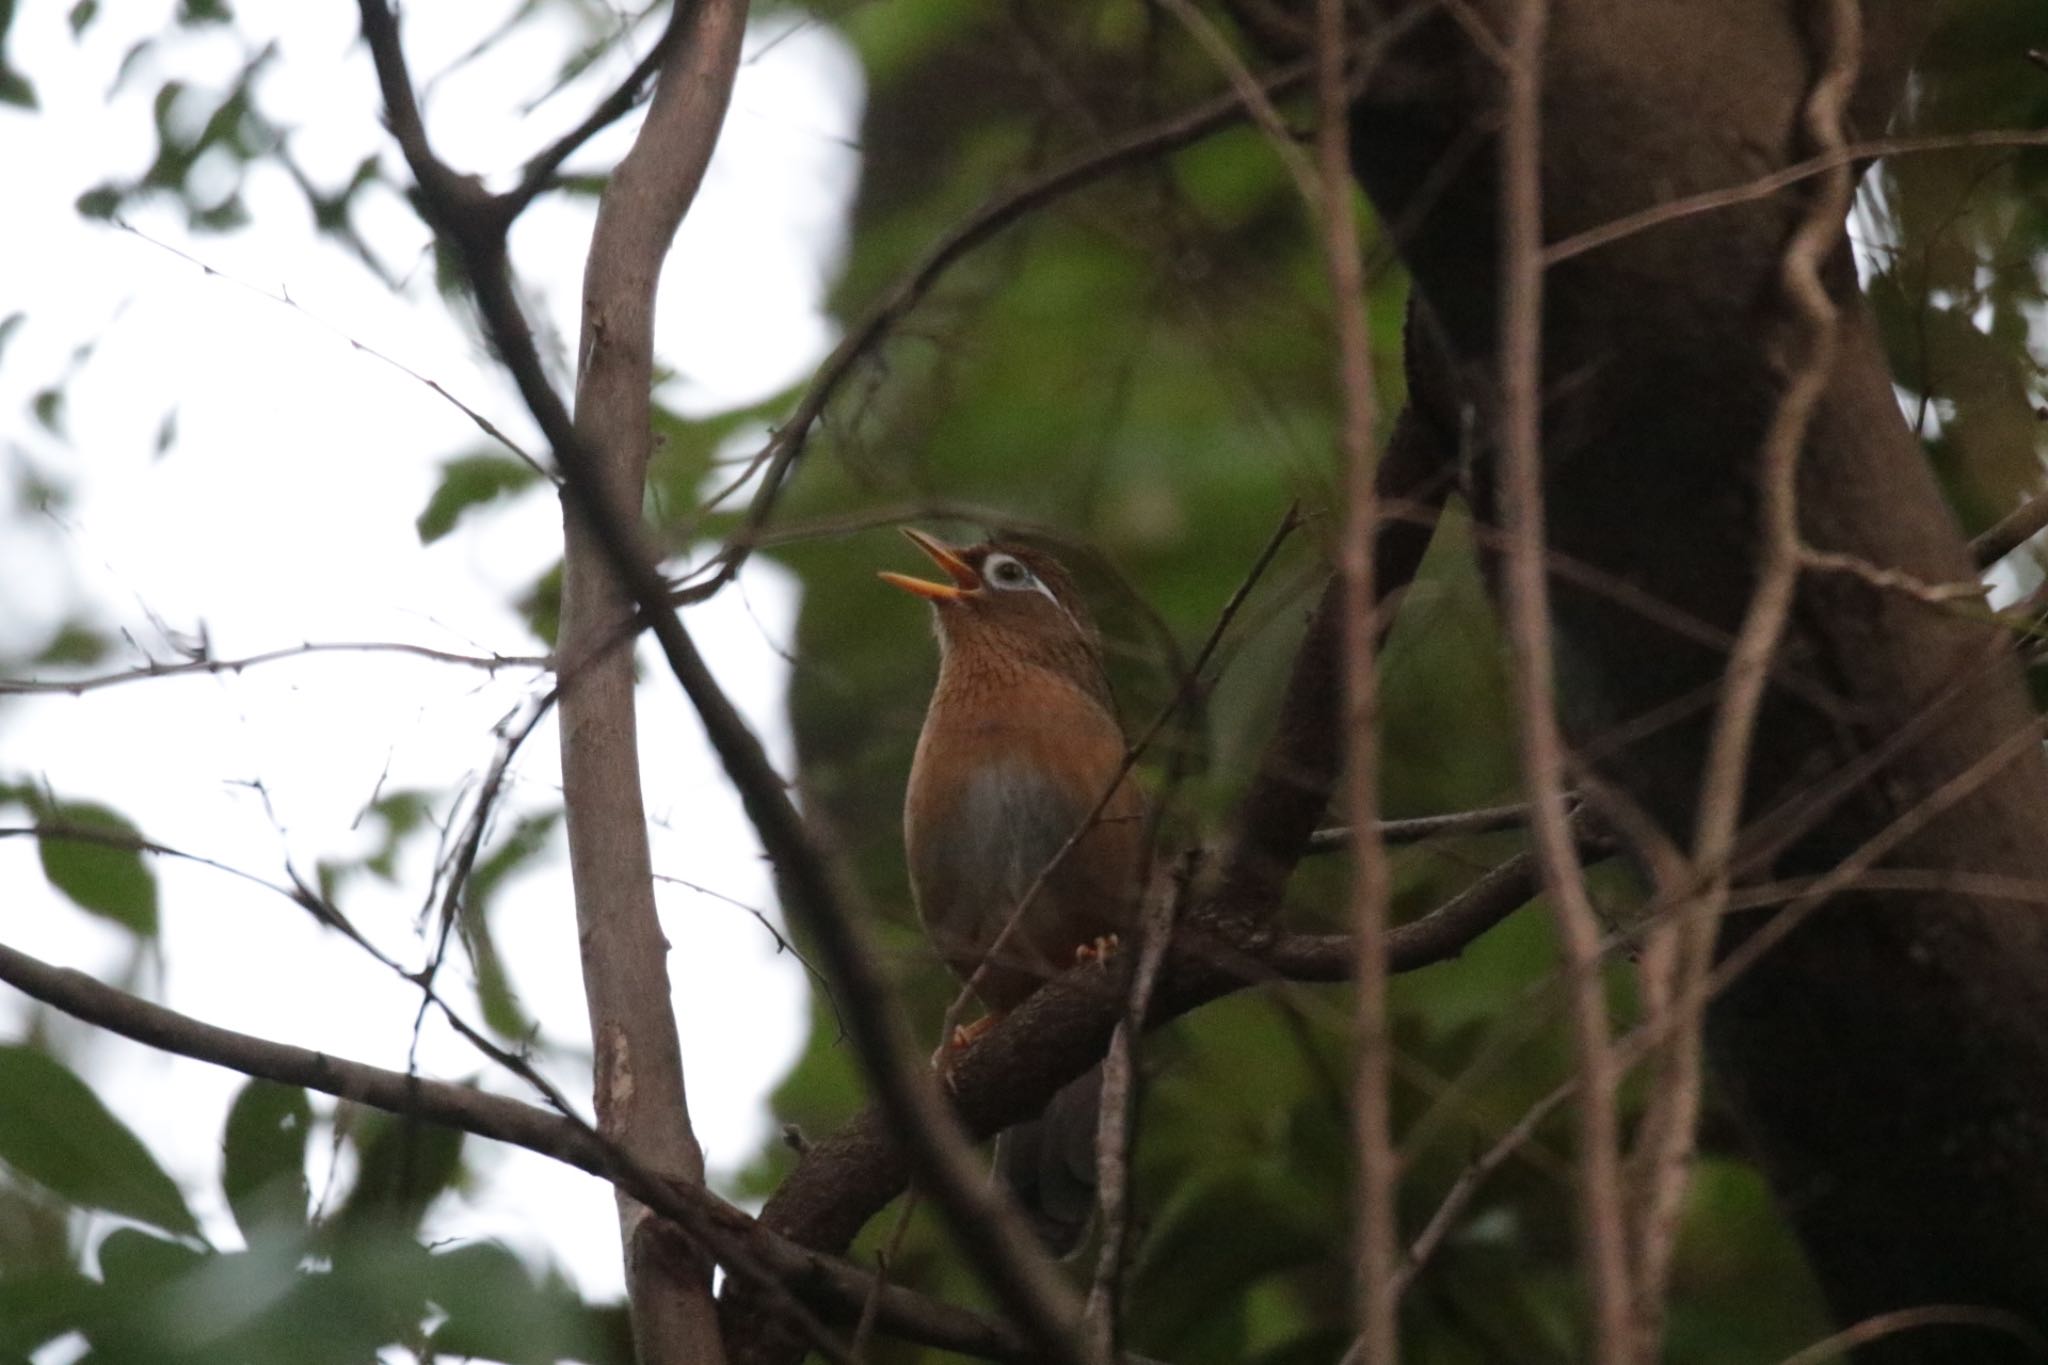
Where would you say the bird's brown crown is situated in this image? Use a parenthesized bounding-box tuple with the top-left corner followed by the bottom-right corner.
(880, 529, 1110, 699)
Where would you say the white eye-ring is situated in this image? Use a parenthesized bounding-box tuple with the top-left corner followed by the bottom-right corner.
(984, 553, 1035, 590)
(983, 552, 1066, 612)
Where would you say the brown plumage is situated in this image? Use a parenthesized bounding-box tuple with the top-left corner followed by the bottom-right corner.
(883, 529, 1146, 1252)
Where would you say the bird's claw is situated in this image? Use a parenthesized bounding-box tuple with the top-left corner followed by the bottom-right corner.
(1074, 934, 1120, 967)
(950, 1014, 997, 1051)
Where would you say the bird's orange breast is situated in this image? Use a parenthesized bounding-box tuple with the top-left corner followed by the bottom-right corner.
(904, 662, 1145, 1011)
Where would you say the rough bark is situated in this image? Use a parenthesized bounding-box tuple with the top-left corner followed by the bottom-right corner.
(1342, 0, 2048, 1356)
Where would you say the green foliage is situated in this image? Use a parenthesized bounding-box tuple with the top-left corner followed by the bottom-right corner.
(32, 621, 112, 668)
(0, 1067, 627, 1365)
(1866, 5, 2048, 538)
(416, 450, 546, 544)
(458, 810, 562, 1040)
(221, 1080, 310, 1248)
(332, 1111, 465, 1237)
(0, 0, 32, 109)
(25, 797, 159, 936)
(0, 1046, 198, 1239)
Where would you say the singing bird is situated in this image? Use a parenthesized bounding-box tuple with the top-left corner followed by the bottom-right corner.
(882, 529, 1147, 1254)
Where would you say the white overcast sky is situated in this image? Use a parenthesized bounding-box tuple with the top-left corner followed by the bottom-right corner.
(0, 0, 861, 1304)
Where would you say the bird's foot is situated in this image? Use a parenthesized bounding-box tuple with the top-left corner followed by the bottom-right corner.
(949, 1013, 999, 1052)
(1074, 934, 1120, 967)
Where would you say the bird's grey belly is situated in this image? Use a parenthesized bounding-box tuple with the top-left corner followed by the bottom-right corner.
(911, 761, 1124, 1006)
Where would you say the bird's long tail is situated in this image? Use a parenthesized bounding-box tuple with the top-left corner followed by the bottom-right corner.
(995, 1064, 1103, 1258)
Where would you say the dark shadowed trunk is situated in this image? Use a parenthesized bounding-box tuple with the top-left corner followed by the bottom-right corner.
(1343, 0, 2048, 1355)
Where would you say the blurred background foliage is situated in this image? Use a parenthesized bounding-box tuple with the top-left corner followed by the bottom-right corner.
(0, 0, 2043, 1361)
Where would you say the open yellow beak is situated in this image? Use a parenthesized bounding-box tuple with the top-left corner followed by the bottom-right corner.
(879, 528, 980, 601)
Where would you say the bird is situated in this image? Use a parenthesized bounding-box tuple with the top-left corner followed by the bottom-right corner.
(881, 528, 1147, 1255)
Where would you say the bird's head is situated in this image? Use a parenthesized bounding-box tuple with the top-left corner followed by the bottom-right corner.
(880, 529, 1107, 685)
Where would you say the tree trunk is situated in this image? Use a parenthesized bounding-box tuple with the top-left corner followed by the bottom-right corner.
(1345, 0, 2048, 1355)
(559, 4, 750, 1361)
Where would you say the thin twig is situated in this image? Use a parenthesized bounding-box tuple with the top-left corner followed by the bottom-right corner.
(1495, 0, 1633, 1354)
(1970, 485, 2048, 568)
(113, 221, 546, 476)
(505, 22, 684, 216)
(1304, 798, 1561, 854)
(1543, 127, 2048, 266)
(1772, 1304, 2047, 1365)
(1083, 854, 1185, 1358)
(1659, 5, 1861, 1354)
(1305, 0, 1399, 1356)
(849, 1191, 922, 1362)
(0, 639, 548, 696)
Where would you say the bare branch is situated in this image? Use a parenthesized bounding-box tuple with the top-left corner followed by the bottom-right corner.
(1654, 6, 1862, 1355)
(1773, 1305, 2048, 1365)
(1262, 846, 1555, 983)
(1972, 486, 2048, 569)
(0, 640, 547, 697)
(1306, 0, 1399, 1355)
(1083, 855, 1185, 1358)
(111, 220, 546, 475)
(1494, 0, 1634, 1353)
(1305, 798, 1559, 854)
(1543, 127, 2048, 267)
(505, 23, 684, 216)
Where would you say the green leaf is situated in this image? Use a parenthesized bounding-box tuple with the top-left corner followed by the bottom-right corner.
(362, 788, 432, 881)
(32, 622, 111, 668)
(333, 1112, 463, 1236)
(66, 0, 97, 36)
(415, 452, 542, 544)
(458, 811, 557, 1040)
(425, 1242, 602, 1365)
(221, 1080, 310, 1245)
(0, 1045, 198, 1237)
(30, 388, 65, 437)
(0, 1269, 98, 1355)
(74, 184, 122, 220)
(516, 560, 562, 648)
(0, 67, 33, 110)
(32, 800, 159, 935)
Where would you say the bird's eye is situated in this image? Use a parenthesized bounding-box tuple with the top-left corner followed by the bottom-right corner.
(985, 554, 1033, 590)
